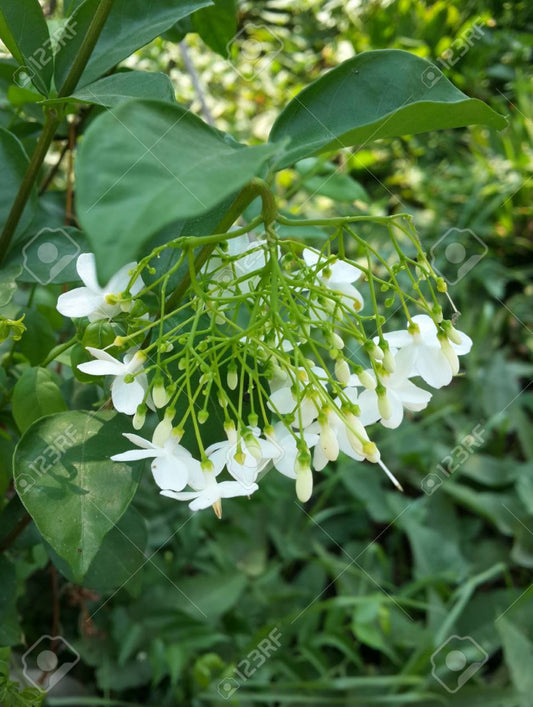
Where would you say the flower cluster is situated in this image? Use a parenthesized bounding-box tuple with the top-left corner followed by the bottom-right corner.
(57, 215, 472, 517)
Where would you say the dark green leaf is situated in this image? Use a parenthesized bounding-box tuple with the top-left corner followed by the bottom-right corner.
(49, 506, 147, 593)
(269, 50, 507, 169)
(75, 100, 281, 281)
(0, 263, 21, 306)
(16, 309, 56, 366)
(13, 410, 140, 580)
(65, 71, 176, 108)
(192, 0, 237, 58)
(12, 367, 67, 433)
(0, 0, 53, 95)
(54, 0, 213, 90)
(0, 128, 37, 243)
(497, 617, 533, 697)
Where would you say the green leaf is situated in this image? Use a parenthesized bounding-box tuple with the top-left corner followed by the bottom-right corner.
(54, 0, 213, 90)
(0, 556, 21, 646)
(0, 0, 53, 95)
(16, 309, 56, 366)
(49, 506, 147, 593)
(497, 617, 533, 697)
(12, 368, 67, 433)
(0, 128, 37, 243)
(13, 410, 140, 580)
(75, 99, 281, 281)
(177, 571, 247, 621)
(269, 49, 508, 169)
(192, 0, 237, 58)
(0, 263, 22, 307)
(60, 71, 176, 109)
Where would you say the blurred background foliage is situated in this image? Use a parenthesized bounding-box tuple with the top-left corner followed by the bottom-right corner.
(2, 0, 533, 704)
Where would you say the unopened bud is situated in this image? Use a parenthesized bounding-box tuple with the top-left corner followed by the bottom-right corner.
(436, 277, 447, 293)
(152, 378, 170, 408)
(335, 358, 351, 385)
(383, 349, 395, 373)
(227, 366, 238, 390)
(365, 341, 384, 360)
(320, 423, 339, 462)
(198, 410, 209, 423)
(331, 333, 344, 349)
(377, 390, 392, 420)
(133, 404, 147, 430)
(243, 432, 262, 461)
(358, 369, 376, 390)
(442, 320, 463, 345)
(295, 461, 313, 502)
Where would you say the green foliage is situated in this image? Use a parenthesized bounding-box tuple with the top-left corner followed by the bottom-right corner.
(0, 0, 531, 704)
(270, 49, 507, 168)
(14, 411, 140, 579)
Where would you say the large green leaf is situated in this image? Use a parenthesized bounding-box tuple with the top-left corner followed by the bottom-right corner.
(0, 128, 37, 243)
(48, 506, 147, 593)
(269, 50, 508, 169)
(192, 0, 237, 58)
(69, 71, 176, 108)
(0, 0, 53, 95)
(54, 0, 212, 90)
(13, 410, 140, 581)
(12, 367, 67, 433)
(75, 99, 281, 281)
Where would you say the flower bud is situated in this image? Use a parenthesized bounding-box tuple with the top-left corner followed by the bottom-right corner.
(152, 377, 170, 408)
(441, 320, 463, 346)
(133, 404, 147, 430)
(358, 369, 376, 390)
(198, 410, 209, 423)
(227, 365, 238, 391)
(243, 432, 262, 461)
(131, 350, 147, 370)
(335, 358, 351, 385)
(331, 333, 344, 349)
(377, 390, 392, 420)
(295, 460, 313, 502)
(365, 341, 384, 360)
(320, 423, 339, 462)
(383, 349, 395, 373)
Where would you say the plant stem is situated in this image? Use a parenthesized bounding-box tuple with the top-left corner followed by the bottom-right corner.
(164, 178, 276, 312)
(41, 335, 78, 367)
(0, 0, 116, 263)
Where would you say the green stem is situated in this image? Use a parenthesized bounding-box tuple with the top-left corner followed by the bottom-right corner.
(164, 178, 276, 312)
(41, 335, 77, 367)
(0, 0, 116, 262)
(277, 213, 411, 227)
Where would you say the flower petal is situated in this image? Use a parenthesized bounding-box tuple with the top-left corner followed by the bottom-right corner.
(415, 348, 452, 389)
(111, 377, 145, 414)
(106, 261, 137, 294)
(110, 449, 158, 462)
(151, 455, 189, 492)
(76, 253, 101, 292)
(77, 359, 124, 376)
(57, 288, 102, 318)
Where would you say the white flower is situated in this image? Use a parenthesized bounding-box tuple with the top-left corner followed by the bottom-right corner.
(111, 432, 202, 492)
(308, 398, 370, 471)
(161, 466, 258, 516)
(357, 350, 433, 429)
(77, 347, 150, 415)
(303, 247, 364, 312)
(206, 235, 276, 296)
(382, 314, 472, 389)
(57, 253, 143, 321)
(206, 427, 282, 488)
(270, 422, 319, 479)
(268, 365, 328, 428)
